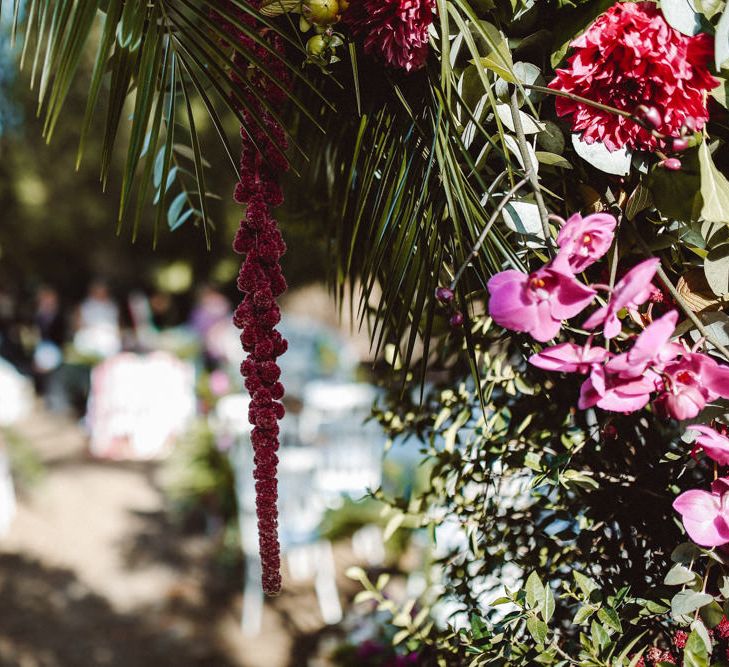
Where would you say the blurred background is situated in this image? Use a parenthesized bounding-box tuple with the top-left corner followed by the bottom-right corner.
(0, 10, 429, 667)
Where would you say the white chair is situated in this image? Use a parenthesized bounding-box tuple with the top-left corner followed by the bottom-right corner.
(216, 394, 342, 633)
(300, 381, 386, 565)
(0, 445, 16, 539)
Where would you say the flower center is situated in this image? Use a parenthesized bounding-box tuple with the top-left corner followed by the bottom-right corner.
(528, 276, 550, 300)
(675, 370, 694, 385)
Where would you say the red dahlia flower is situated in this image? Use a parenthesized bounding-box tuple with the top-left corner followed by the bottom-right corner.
(549, 1, 718, 152)
(344, 0, 435, 71)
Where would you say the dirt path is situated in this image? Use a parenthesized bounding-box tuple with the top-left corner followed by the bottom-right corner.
(0, 407, 348, 667)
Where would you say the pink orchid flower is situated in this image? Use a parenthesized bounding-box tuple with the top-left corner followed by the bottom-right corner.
(578, 365, 658, 413)
(654, 353, 729, 421)
(487, 264, 596, 343)
(673, 478, 729, 547)
(553, 212, 617, 273)
(583, 258, 660, 339)
(689, 425, 729, 466)
(605, 310, 682, 378)
(529, 341, 609, 374)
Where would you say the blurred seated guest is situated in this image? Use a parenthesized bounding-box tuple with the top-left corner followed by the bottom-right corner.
(73, 280, 121, 359)
(150, 290, 179, 330)
(188, 285, 231, 367)
(0, 288, 26, 370)
(32, 285, 65, 396)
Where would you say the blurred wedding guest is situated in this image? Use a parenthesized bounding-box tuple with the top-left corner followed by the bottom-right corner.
(188, 285, 231, 366)
(73, 280, 121, 359)
(0, 288, 25, 369)
(32, 286, 65, 395)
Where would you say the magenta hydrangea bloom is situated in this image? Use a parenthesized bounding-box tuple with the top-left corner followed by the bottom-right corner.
(605, 310, 681, 377)
(583, 258, 660, 339)
(487, 265, 596, 342)
(549, 1, 718, 152)
(674, 478, 729, 547)
(689, 425, 729, 466)
(553, 212, 617, 274)
(529, 341, 608, 374)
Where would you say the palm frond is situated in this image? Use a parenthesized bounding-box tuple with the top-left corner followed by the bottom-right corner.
(9, 0, 323, 237)
(291, 0, 544, 380)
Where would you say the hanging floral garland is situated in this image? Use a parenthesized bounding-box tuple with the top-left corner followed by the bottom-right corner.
(217, 0, 291, 597)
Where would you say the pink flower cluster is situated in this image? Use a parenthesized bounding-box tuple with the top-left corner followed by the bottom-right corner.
(217, 0, 291, 596)
(549, 1, 718, 152)
(488, 212, 729, 420)
(343, 0, 436, 71)
(488, 210, 729, 552)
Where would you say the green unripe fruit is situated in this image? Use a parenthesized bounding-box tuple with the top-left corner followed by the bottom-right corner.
(303, 0, 339, 25)
(306, 34, 328, 57)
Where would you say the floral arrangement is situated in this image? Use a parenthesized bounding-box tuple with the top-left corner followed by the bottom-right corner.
(10, 0, 729, 661)
(241, 0, 729, 656)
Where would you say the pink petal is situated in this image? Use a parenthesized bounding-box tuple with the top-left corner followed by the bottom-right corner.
(702, 363, 729, 399)
(549, 271, 597, 320)
(690, 425, 729, 466)
(674, 489, 729, 547)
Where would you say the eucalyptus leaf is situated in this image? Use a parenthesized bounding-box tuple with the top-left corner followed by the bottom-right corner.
(495, 103, 545, 134)
(664, 563, 696, 586)
(571, 134, 631, 176)
(536, 121, 565, 154)
(671, 590, 714, 618)
(704, 242, 729, 296)
(661, 0, 703, 35)
(699, 141, 729, 224)
(526, 616, 548, 644)
(503, 201, 545, 238)
(684, 628, 710, 667)
(716, 7, 729, 70)
(648, 148, 701, 222)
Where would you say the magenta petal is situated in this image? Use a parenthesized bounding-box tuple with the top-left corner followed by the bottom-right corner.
(531, 305, 561, 342)
(583, 306, 607, 331)
(578, 376, 601, 409)
(702, 364, 729, 399)
(487, 271, 534, 333)
(674, 490, 729, 546)
(548, 271, 597, 320)
(602, 313, 623, 340)
(690, 425, 729, 466)
(597, 390, 650, 413)
(629, 310, 679, 363)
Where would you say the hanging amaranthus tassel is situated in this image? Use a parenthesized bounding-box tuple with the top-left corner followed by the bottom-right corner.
(219, 0, 291, 596)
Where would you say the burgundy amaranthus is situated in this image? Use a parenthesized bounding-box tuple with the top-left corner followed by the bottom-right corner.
(218, 1, 291, 596)
(549, 1, 718, 152)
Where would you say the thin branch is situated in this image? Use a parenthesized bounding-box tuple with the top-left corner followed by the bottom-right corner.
(509, 90, 552, 254)
(629, 221, 729, 363)
(523, 84, 676, 142)
(450, 173, 531, 289)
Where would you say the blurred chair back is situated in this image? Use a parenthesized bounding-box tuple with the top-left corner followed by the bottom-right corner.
(300, 381, 383, 503)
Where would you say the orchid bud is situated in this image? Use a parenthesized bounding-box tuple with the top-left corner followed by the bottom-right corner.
(683, 116, 697, 132)
(637, 105, 662, 129)
(661, 158, 682, 171)
(435, 286, 454, 303)
(449, 311, 464, 328)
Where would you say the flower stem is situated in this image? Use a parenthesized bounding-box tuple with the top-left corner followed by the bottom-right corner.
(523, 84, 674, 141)
(450, 173, 531, 289)
(629, 221, 729, 362)
(509, 90, 552, 252)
